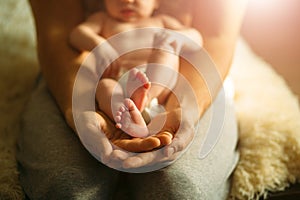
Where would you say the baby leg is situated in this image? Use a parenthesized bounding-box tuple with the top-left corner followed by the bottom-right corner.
(97, 78, 148, 137)
(146, 52, 179, 104)
(97, 79, 160, 150)
(96, 78, 124, 120)
(126, 68, 151, 111)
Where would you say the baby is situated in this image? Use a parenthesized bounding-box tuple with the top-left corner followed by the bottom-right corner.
(70, 0, 202, 138)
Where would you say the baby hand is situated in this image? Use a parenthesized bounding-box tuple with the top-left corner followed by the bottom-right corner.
(153, 30, 183, 54)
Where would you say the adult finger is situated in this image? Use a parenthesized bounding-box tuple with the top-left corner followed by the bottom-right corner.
(76, 111, 114, 164)
(122, 149, 162, 169)
(164, 121, 195, 156)
(113, 136, 161, 153)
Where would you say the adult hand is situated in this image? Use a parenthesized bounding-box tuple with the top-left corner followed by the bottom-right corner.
(76, 107, 195, 172)
(121, 108, 196, 170)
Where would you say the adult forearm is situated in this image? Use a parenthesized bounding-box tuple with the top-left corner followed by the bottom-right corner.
(192, 0, 249, 80)
(30, 0, 85, 130)
(191, 0, 248, 108)
(39, 37, 86, 130)
(166, 0, 249, 123)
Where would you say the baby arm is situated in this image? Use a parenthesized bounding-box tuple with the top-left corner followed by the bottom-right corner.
(69, 12, 107, 51)
(70, 12, 120, 78)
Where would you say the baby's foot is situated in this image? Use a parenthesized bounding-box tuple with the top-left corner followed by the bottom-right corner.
(127, 68, 151, 111)
(115, 98, 149, 138)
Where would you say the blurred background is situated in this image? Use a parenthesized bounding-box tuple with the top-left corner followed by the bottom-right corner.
(242, 0, 300, 97)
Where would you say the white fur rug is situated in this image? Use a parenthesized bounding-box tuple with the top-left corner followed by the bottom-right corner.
(0, 0, 299, 199)
(229, 40, 300, 199)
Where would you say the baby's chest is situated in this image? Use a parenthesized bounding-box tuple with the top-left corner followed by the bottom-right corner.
(117, 49, 152, 70)
(102, 20, 164, 50)
(106, 27, 158, 54)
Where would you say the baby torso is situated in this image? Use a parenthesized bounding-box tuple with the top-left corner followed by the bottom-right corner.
(100, 13, 165, 74)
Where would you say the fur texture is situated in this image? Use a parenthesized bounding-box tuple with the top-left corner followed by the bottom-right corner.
(229, 41, 300, 199)
(0, 0, 299, 199)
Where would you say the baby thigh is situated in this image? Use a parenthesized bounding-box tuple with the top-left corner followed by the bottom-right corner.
(96, 78, 125, 120)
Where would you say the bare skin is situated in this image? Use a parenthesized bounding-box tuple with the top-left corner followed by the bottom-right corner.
(126, 68, 151, 111)
(29, 0, 248, 165)
(70, 0, 203, 139)
(115, 69, 151, 138)
(115, 98, 148, 138)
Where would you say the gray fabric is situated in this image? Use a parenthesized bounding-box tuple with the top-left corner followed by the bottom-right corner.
(128, 85, 239, 200)
(17, 81, 119, 200)
(17, 79, 238, 200)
